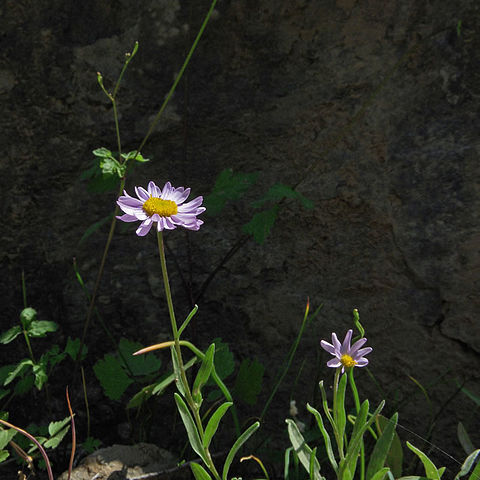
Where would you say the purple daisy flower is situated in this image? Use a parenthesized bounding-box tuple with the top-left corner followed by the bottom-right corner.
(320, 329, 372, 372)
(116, 181, 205, 236)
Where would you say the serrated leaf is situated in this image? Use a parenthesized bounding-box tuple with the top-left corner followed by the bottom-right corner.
(4, 359, 34, 386)
(121, 151, 150, 163)
(233, 359, 264, 405)
(92, 147, 113, 158)
(242, 206, 278, 244)
(27, 321, 58, 337)
(32, 363, 48, 390)
(0, 326, 22, 344)
(93, 354, 133, 401)
(48, 417, 70, 437)
(204, 168, 258, 216)
(64, 337, 88, 361)
(117, 338, 162, 377)
(20, 307, 37, 329)
(252, 183, 313, 209)
(0, 428, 17, 449)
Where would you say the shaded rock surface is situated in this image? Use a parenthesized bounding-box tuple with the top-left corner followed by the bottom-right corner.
(1, 0, 479, 478)
(57, 443, 182, 480)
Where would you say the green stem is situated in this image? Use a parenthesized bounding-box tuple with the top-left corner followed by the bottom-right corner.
(348, 368, 365, 480)
(156, 231, 220, 480)
(135, 0, 218, 155)
(332, 368, 344, 460)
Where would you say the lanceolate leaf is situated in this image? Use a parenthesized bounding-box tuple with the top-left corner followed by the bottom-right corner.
(406, 442, 441, 480)
(203, 402, 233, 449)
(191, 462, 213, 480)
(0, 326, 22, 344)
(174, 393, 208, 465)
(193, 344, 215, 402)
(222, 421, 260, 480)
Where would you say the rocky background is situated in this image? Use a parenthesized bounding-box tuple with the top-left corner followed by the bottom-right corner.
(1, 0, 480, 478)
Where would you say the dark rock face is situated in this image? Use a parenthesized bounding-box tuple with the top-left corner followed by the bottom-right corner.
(1, 0, 479, 476)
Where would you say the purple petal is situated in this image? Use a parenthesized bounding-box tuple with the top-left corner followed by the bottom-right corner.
(326, 358, 342, 368)
(136, 218, 153, 236)
(355, 347, 372, 358)
(356, 358, 369, 367)
(148, 181, 162, 197)
(178, 196, 203, 212)
(116, 213, 139, 223)
(341, 329, 353, 354)
(161, 182, 173, 198)
(171, 187, 191, 204)
(320, 340, 337, 355)
(350, 337, 367, 356)
(135, 186, 150, 201)
(331, 333, 341, 352)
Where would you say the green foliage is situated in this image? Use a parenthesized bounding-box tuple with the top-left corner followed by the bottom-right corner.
(81, 148, 150, 193)
(233, 358, 264, 405)
(252, 183, 313, 210)
(81, 436, 102, 454)
(93, 338, 162, 401)
(204, 168, 258, 216)
(243, 206, 279, 245)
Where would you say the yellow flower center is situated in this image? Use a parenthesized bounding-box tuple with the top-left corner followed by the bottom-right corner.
(340, 354, 357, 369)
(143, 197, 178, 217)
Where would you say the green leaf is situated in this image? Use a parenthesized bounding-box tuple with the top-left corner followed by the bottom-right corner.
(0, 450, 9, 462)
(4, 359, 34, 386)
(92, 147, 113, 159)
(242, 206, 279, 244)
(222, 421, 260, 480)
(335, 373, 348, 445)
(454, 449, 480, 479)
(171, 347, 187, 397)
(376, 414, 403, 478)
(204, 168, 258, 216)
(120, 151, 150, 163)
(44, 417, 70, 449)
(193, 344, 215, 403)
(369, 468, 391, 480)
(307, 403, 338, 472)
(203, 402, 233, 449)
(14, 374, 34, 395)
(191, 461, 213, 480)
(93, 354, 133, 401)
(406, 442, 441, 480)
(0, 326, 22, 344)
(367, 413, 398, 480)
(233, 358, 264, 405)
(27, 320, 58, 337)
(79, 213, 114, 244)
(468, 455, 480, 480)
(64, 337, 88, 361)
(285, 419, 322, 480)
(48, 416, 70, 437)
(20, 307, 37, 328)
(210, 339, 235, 382)
(117, 338, 162, 377)
(32, 363, 48, 390)
(82, 437, 102, 454)
(252, 183, 313, 209)
(0, 428, 17, 449)
(174, 393, 208, 465)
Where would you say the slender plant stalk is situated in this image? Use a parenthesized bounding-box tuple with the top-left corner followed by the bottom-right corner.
(81, 366, 91, 439)
(332, 368, 345, 460)
(66, 387, 76, 480)
(77, 0, 218, 371)
(157, 231, 220, 480)
(348, 368, 365, 480)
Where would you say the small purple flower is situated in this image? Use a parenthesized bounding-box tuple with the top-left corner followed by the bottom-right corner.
(320, 330, 372, 372)
(116, 181, 205, 236)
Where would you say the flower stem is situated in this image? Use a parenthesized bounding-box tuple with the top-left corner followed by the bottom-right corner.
(332, 368, 344, 460)
(348, 368, 365, 480)
(156, 231, 220, 480)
